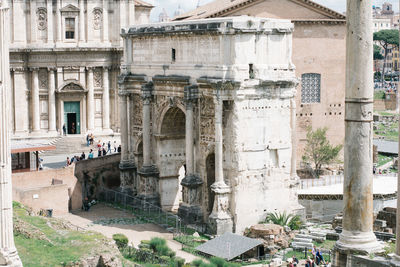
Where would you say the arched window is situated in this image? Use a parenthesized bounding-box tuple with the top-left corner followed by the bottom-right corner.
(301, 73, 321, 103)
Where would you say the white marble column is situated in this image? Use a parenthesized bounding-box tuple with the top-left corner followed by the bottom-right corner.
(119, 91, 131, 191)
(48, 68, 57, 134)
(31, 68, 40, 132)
(47, 0, 53, 43)
(30, 0, 37, 43)
(79, 0, 85, 42)
(13, 68, 29, 135)
(87, 68, 95, 131)
(142, 89, 151, 167)
(12, 0, 27, 44)
(0, 1, 23, 265)
(178, 85, 203, 223)
(208, 93, 233, 235)
(333, 0, 381, 264)
(56, 0, 62, 42)
(102, 0, 109, 43)
(102, 67, 111, 133)
(290, 98, 299, 181)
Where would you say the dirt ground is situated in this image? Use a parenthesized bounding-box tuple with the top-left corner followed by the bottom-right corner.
(56, 203, 201, 263)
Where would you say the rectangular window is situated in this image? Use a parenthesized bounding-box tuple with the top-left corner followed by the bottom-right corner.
(171, 48, 176, 62)
(65, 18, 75, 39)
(301, 73, 321, 104)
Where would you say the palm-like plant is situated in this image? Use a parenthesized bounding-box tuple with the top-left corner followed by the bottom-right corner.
(264, 211, 303, 230)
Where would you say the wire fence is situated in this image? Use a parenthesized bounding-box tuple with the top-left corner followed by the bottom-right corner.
(99, 187, 207, 235)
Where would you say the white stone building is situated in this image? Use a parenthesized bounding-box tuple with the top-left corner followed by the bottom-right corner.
(8, 0, 153, 138)
(119, 17, 302, 234)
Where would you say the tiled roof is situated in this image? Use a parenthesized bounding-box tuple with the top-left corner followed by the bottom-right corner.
(174, 0, 345, 21)
(135, 0, 154, 8)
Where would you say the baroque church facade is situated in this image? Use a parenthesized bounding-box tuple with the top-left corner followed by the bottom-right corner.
(8, 0, 153, 138)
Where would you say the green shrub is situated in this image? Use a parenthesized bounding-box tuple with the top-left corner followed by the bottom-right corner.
(199, 263, 217, 267)
(210, 257, 226, 267)
(149, 237, 167, 251)
(174, 257, 185, 267)
(159, 255, 171, 263)
(224, 263, 241, 267)
(141, 240, 151, 245)
(192, 259, 204, 267)
(138, 243, 151, 249)
(112, 233, 128, 249)
(136, 248, 153, 262)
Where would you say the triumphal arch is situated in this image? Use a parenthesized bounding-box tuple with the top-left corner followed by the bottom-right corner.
(118, 16, 302, 234)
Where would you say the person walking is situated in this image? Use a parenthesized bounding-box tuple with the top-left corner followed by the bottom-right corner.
(80, 151, 86, 160)
(88, 149, 94, 159)
(62, 124, 67, 136)
(86, 134, 90, 147)
(97, 147, 102, 157)
(107, 141, 111, 154)
(66, 157, 71, 166)
(117, 145, 121, 153)
(113, 141, 117, 152)
(102, 147, 107, 156)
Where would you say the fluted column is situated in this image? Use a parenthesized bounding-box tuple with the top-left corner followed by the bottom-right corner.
(31, 68, 40, 133)
(208, 92, 233, 235)
(102, 67, 112, 133)
(102, 0, 109, 43)
(87, 68, 94, 131)
(79, 0, 85, 42)
(333, 0, 381, 265)
(119, 92, 129, 189)
(47, 0, 53, 43)
(138, 82, 159, 205)
(178, 85, 203, 223)
(13, 68, 29, 135)
(0, 1, 23, 265)
(30, 0, 37, 43)
(48, 68, 57, 134)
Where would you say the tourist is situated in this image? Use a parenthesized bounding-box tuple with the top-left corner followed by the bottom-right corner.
(83, 197, 90, 211)
(38, 157, 44, 170)
(305, 256, 314, 267)
(66, 157, 71, 166)
(107, 141, 111, 153)
(86, 134, 90, 147)
(90, 134, 94, 145)
(71, 122, 75, 134)
(70, 156, 75, 164)
(88, 149, 94, 159)
(117, 145, 121, 153)
(311, 245, 317, 260)
(113, 141, 117, 152)
(291, 255, 299, 266)
(62, 124, 67, 136)
(98, 147, 102, 157)
(102, 147, 107, 156)
(316, 249, 325, 265)
(80, 152, 86, 160)
(97, 140, 102, 148)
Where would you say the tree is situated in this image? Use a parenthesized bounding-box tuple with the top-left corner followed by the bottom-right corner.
(302, 127, 342, 178)
(373, 29, 399, 84)
(374, 44, 384, 60)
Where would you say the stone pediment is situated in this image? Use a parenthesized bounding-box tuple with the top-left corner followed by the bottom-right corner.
(57, 81, 87, 93)
(60, 4, 80, 13)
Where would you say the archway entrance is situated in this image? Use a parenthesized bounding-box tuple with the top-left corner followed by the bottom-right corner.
(206, 153, 215, 214)
(157, 106, 186, 211)
(64, 101, 81, 134)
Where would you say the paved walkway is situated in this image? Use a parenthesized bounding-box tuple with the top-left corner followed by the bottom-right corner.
(57, 204, 201, 263)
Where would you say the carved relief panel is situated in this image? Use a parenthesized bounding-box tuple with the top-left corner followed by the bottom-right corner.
(93, 8, 103, 30)
(37, 8, 47, 31)
(38, 69, 48, 89)
(200, 97, 215, 150)
(93, 68, 102, 88)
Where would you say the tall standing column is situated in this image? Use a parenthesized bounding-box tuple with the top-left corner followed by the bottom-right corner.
(138, 82, 159, 205)
(208, 92, 233, 235)
(79, 0, 85, 43)
(87, 67, 94, 131)
(47, 0, 53, 43)
(0, 1, 23, 265)
(48, 68, 57, 134)
(13, 68, 29, 135)
(30, 0, 37, 43)
(31, 68, 41, 133)
(119, 91, 130, 191)
(178, 85, 203, 223)
(56, 0, 62, 43)
(333, 0, 381, 265)
(102, 0, 109, 43)
(128, 0, 135, 26)
(102, 67, 112, 133)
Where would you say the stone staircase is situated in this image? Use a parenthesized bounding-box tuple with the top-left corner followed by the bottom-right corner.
(41, 135, 122, 156)
(291, 231, 327, 250)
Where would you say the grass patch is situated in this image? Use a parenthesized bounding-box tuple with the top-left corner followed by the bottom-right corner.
(285, 250, 331, 263)
(374, 120, 399, 142)
(374, 90, 386, 100)
(378, 154, 394, 167)
(13, 203, 129, 267)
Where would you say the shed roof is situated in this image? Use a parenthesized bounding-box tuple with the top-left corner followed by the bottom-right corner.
(373, 139, 398, 155)
(196, 233, 263, 260)
(11, 141, 56, 153)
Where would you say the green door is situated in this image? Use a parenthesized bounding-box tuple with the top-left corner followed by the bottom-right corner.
(64, 101, 81, 134)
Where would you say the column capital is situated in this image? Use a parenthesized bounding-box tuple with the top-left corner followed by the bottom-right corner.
(29, 67, 40, 72)
(118, 90, 130, 97)
(47, 67, 57, 72)
(141, 82, 154, 103)
(86, 66, 95, 72)
(184, 84, 199, 107)
(11, 67, 26, 73)
(102, 66, 111, 71)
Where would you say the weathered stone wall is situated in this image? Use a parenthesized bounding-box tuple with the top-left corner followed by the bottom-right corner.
(74, 153, 121, 199)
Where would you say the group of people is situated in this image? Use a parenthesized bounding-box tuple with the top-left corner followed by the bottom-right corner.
(287, 245, 328, 267)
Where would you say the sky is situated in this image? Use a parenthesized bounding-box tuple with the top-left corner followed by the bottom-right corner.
(147, 0, 400, 22)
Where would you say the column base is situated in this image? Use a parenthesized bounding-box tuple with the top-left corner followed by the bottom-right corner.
(181, 174, 203, 188)
(138, 165, 160, 207)
(47, 130, 59, 137)
(332, 230, 382, 267)
(208, 215, 233, 236)
(0, 248, 23, 267)
(178, 204, 203, 224)
(119, 160, 137, 194)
